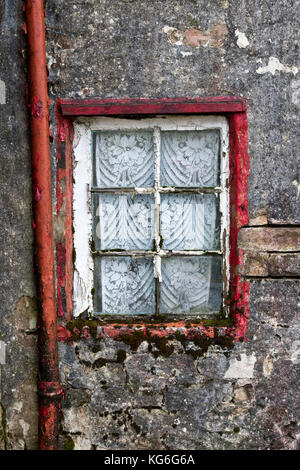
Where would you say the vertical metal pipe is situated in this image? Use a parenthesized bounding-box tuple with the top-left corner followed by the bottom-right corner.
(25, 0, 62, 450)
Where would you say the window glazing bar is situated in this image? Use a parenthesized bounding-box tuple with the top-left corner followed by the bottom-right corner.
(92, 250, 223, 257)
(90, 187, 222, 194)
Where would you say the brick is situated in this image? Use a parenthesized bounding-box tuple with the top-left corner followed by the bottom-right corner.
(238, 227, 300, 252)
(242, 252, 300, 277)
(248, 215, 268, 226)
(267, 254, 300, 277)
(242, 252, 269, 276)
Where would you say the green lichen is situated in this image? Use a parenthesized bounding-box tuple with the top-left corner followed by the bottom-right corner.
(64, 436, 75, 450)
(117, 329, 146, 351)
(188, 14, 199, 28)
(65, 317, 235, 359)
(173, 329, 234, 358)
(149, 335, 174, 358)
(72, 312, 231, 327)
(191, 330, 234, 358)
(66, 318, 99, 339)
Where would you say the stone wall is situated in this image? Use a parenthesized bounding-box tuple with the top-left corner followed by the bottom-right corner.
(45, 0, 299, 450)
(0, 0, 38, 450)
(0, 0, 299, 450)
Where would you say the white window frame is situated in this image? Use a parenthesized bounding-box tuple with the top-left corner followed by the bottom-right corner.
(72, 115, 229, 317)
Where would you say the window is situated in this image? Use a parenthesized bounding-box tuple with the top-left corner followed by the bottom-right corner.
(72, 115, 229, 318)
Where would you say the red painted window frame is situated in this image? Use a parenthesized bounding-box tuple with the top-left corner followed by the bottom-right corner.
(55, 97, 249, 342)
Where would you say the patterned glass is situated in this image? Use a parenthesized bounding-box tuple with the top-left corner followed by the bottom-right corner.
(160, 193, 220, 250)
(94, 130, 154, 188)
(92, 127, 224, 316)
(159, 256, 223, 314)
(94, 256, 155, 315)
(93, 194, 154, 250)
(161, 130, 220, 187)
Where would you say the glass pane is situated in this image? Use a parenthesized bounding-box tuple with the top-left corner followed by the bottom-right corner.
(160, 193, 220, 250)
(94, 256, 155, 315)
(161, 130, 220, 187)
(160, 256, 222, 315)
(93, 193, 154, 250)
(93, 130, 154, 188)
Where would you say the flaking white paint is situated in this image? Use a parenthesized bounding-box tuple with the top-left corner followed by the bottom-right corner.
(73, 123, 94, 316)
(180, 51, 193, 57)
(256, 57, 298, 76)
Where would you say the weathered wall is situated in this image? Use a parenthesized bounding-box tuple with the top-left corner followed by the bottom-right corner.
(0, 0, 299, 450)
(44, 0, 300, 450)
(0, 1, 38, 450)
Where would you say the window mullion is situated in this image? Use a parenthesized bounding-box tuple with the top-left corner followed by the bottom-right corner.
(153, 127, 161, 256)
(91, 187, 154, 194)
(153, 127, 161, 313)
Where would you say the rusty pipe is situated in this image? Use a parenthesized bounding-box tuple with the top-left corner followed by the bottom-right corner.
(25, 0, 62, 450)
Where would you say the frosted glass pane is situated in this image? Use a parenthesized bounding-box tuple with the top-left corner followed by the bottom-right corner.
(160, 256, 222, 314)
(161, 130, 220, 187)
(160, 193, 220, 250)
(93, 194, 154, 250)
(94, 130, 154, 188)
(94, 256, 155, 315)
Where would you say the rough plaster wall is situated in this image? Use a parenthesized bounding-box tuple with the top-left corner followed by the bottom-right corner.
(45, 0, 300, 450)
(58, 281, 300, 450)
(45, 0, 300, 224)
(0, 0, 38, 450)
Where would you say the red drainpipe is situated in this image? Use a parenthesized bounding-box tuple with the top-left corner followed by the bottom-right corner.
(25, 0, 62, 450)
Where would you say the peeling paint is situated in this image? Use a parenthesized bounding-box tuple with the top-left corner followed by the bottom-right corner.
(72, 122, 93, 316)
(224, 353, 256, 379)
(153, 255, 162, 282)
(162, 24, 228, 48)
(292, 180, 300, 199)
(55, 104, 74, 320)
(29, 96, 44, 118)
(256, 57, 298, 76)
(180, 51, 193, 57)
(235, 30, 249, 49)
(227, 112, 250, 341)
